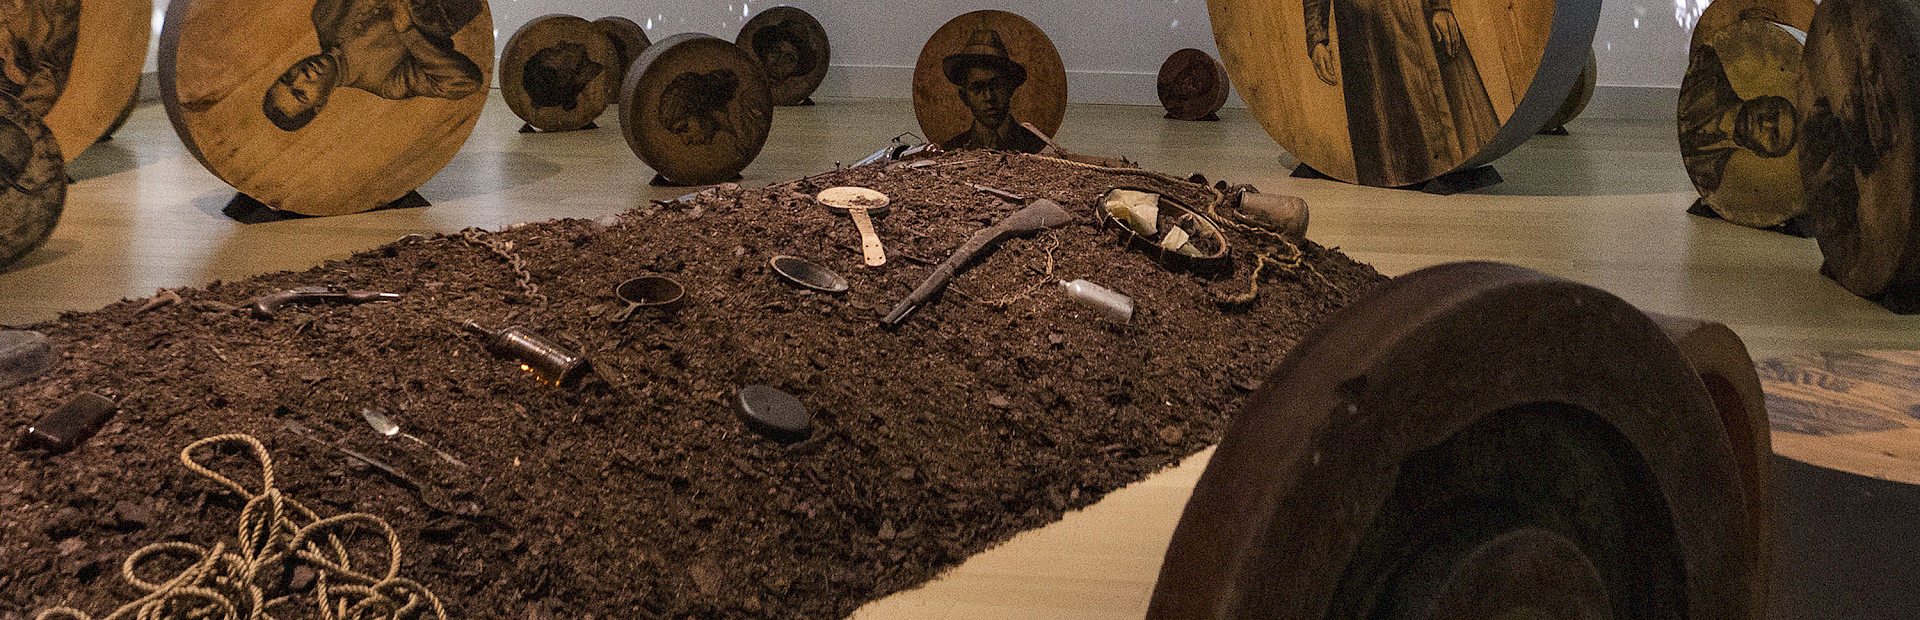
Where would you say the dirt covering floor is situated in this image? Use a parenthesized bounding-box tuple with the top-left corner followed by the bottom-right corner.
(0, 152, 1382, 619)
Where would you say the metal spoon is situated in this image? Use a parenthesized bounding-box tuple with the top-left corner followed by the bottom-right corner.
(360, 407, 469, 468)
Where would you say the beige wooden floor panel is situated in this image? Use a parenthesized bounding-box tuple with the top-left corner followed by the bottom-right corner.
(7, 93, 1920, 619)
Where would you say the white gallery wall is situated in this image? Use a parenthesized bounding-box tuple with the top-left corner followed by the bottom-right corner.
(144, 0, 1710, 118)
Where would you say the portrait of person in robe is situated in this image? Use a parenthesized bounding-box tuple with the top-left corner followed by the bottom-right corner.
(1678, 44, 1798, 196)
(0, 0, 80, 117)
(750, 19, 818, 87)
(263, 0, 487, 131)
(1305, 0, 1501, 185)
(523, 42, 603, 111)
(658, 69, 739, 147)
(939, 29, 1045, 154)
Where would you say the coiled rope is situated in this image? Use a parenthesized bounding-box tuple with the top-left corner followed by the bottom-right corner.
(34, 434, 446, 620)
(1022, 154, 1341, 302)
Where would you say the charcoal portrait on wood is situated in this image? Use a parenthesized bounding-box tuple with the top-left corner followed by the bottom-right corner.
(0, 0, 80, 117)
(658, 69, 740, 148)
(522, 42, 603, 112)
(263, 0, 487, 131)
(0, 94, 63, 270)
(1306, 0, 1501, 186)
(1680, 46, 1797, 197)
(940, 30, 1045, 153)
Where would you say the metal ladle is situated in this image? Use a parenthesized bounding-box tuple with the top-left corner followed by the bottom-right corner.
(360, 407, 469, 468)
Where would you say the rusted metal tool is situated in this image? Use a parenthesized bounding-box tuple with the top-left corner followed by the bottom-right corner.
(881, 199, 1075, 328)
(247, 286, 401, 319)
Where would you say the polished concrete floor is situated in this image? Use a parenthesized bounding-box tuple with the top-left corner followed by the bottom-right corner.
(7, 94, 1918, 618)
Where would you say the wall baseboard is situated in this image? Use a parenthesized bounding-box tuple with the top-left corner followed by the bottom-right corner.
(139, 70, 1672, 121)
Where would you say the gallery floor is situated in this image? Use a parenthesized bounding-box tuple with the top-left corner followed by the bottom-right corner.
(7, 93, 1920, 618)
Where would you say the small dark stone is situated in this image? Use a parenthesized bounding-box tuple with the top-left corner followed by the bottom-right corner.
(287, 565, 317, 591)
(735, 386, 811, 444)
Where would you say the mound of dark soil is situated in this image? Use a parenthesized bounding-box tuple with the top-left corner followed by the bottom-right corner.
(0, 152, 1382, 619)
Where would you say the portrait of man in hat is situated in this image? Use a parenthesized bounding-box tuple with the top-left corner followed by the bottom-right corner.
(940, 29, 1046, 153)
(0, 0, 80, 117)
(262, 0, 487, 132)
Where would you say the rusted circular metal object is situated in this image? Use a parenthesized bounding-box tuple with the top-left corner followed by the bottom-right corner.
(619, 33, 773, 186)
(737, 6, 830, 107)
(1157, 48, 1229, 121)
(501, 14, 618, 132)
(1647, 312, 1773, 614)
(0, 92, 65, 270)
(1147, 261, 1758, 619)
(1421, 528, 1612, 619)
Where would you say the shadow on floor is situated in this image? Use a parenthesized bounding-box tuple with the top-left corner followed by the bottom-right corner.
(1770, 454, 1920, 619)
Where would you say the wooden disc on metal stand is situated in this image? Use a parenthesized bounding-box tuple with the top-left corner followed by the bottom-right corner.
(1692, 0, 1816, 50)
(1157, 48, 1230, 121)
(619, 33, 772, 186)
(1680, 15, 1808, 230)
(159, 0, 493, 217)
(3, 0, 150, 162)
(1208, 0, 1600, 187)
(1147, 262, 1761, 619)
(1800, 0, 1920, 308)
(594, 16, 649, 103)
(502, 14, 617, 132)
(0, 93, 65, 270)
(737, 7, 830, 107)
(912, 10, 1065, 154)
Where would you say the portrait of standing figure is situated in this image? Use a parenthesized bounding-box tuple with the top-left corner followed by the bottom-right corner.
(262, 0, 487, 131)
(0, 0, 80, 117)
(939, 29, 1046, 154)
(1306, 0, 1501, 186)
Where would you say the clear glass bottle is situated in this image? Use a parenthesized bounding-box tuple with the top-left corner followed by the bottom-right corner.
(1059, 279, 1134, 324)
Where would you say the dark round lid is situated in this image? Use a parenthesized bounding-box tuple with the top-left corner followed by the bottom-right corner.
(736, 385, 811, 443)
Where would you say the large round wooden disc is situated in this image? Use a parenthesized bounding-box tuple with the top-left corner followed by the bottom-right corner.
(912, 11, 1065, 154)
(594, 16, 649, 103)
(159, 0, 493, 216)
(3, 0, 150, 163)
(1540, 51, 1596, 132)
(1680, 18, 1807, 229)
(1799, 0, 1920, 299)
(737, 7, 830, 107)
(501, 14, 617, 132)
(1692, 0, 1816, 50)
(1158, 48, 1231, 121)
(619, 33, 773, 186)
(0, 93, 65, 270)
(1209, 0, 1601, 186)
(1147, 262, 1759, 619)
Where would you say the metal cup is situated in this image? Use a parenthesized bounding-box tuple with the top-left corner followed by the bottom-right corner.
(611, 276, 686, 322)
